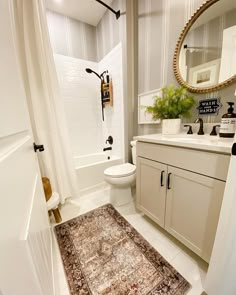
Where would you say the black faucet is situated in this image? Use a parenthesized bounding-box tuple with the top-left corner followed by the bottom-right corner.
(103, 147, 112, 151)
(106, 136, 113, 145)
(184, 125, 193, 134)
(195, 118, 204, 135)
(210, 125, 220, 136)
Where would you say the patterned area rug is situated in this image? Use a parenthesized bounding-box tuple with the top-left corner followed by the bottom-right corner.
(55, 204, 190, 294)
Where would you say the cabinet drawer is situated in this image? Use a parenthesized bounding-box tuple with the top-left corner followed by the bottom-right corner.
(137, 142, 230, 181)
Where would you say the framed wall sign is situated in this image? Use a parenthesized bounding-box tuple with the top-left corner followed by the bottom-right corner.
(197, 97, 222, 115)
(138, 89, 162, 124)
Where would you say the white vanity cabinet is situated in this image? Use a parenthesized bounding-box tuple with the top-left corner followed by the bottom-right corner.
(136, 141, 230, 262)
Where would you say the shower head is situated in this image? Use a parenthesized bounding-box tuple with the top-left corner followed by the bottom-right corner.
(85, 68, 108, 80)
(85, 68, 93, 74)
(85, 68, 102, 80)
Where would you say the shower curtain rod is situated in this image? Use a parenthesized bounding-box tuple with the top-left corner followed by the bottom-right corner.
(95, 0, 120, 19)
(184, 44, 219, 51)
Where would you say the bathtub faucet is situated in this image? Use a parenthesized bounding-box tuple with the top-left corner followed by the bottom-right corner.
(103, 147, 112, 151)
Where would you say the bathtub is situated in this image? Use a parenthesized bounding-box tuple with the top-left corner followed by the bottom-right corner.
(75, 153, 122, 192)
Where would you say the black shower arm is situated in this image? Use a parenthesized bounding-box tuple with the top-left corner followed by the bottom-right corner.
(95, 0, 120, 19)
(89, 69, 102, 80)
(100, 71, 107, 80)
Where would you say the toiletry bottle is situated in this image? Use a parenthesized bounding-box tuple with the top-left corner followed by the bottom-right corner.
(219, 102, 236, 138)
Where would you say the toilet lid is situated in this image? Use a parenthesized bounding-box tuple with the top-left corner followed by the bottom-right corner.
(104, 163, 136, 178)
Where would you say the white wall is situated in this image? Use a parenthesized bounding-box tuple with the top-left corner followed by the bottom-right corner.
(54, 43, 124, 160)
(46, 10, 97, 62)
(137, 0, 236, 136)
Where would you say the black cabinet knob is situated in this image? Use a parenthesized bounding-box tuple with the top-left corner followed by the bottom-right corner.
(232, 143, 236, 155)
(33, 143, 44, 153)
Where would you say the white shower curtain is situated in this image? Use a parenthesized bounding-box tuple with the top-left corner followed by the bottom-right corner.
(11, 0, 79, 203)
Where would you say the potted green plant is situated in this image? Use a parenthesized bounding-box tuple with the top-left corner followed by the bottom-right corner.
(146, 85, 195, 135)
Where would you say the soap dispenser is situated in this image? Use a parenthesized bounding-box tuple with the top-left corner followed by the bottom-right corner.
(219, 102, 236, 138)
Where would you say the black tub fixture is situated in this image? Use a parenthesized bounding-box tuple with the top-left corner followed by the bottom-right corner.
(85, 68, 107, 80)
(95, 0, 120, 19)
(85, 68, 108, 121)
(103, 147, 112, 152)
(106, 135, 113, 145)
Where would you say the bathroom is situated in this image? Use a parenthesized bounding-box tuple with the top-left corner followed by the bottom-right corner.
(1, 0, 236, 294)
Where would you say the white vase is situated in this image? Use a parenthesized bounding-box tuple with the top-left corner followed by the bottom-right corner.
(162, 118, 181, 135)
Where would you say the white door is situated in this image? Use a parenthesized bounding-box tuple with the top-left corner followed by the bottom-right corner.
(0, 1, 54, 295)
(165, 166, 225, 262)
(206, 143, 236, 294)
(136, 157, 167, 227)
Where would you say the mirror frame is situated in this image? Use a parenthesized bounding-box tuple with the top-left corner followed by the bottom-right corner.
(173, 0, 236, 93)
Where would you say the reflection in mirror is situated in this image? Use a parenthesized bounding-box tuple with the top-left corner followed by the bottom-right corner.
(175, 0, 236, 93)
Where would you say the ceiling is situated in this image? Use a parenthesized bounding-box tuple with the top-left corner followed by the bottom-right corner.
(45, 0, 114, 26)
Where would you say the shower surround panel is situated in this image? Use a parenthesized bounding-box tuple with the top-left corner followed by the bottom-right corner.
(54, 43, 124, 160)
(99, 43, 124, 160)
(54, 56, 103, 156)
(54, 44, 124, 192)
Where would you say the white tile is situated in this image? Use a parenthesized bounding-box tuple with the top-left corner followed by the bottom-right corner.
(171, 250, 208, 291)
(54, 44, 125, 160)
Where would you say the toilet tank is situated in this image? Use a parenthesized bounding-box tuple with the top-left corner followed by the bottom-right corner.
(130, 141, 137, 165)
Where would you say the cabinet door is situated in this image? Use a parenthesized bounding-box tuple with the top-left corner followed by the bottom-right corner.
(136, 157, 167, 227)
(165, 166, 225, 262)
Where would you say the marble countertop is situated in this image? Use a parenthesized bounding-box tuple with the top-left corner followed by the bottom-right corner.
(134, 133, 234, 154)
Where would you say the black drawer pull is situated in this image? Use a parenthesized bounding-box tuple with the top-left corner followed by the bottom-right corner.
(160, 170, 165, 187)
(232, 143, 236, 155)
(167, 173, 172, 189)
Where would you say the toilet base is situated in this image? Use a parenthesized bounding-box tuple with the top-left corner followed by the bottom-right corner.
(110, 185, 133, 206)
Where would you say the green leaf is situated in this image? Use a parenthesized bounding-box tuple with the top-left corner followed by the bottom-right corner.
(145, 85, 196, 120)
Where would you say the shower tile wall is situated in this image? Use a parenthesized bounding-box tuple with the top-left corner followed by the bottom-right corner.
(54, 55, 103, 156)
(53, 46, 124, 159)
(99, 43, 124, 159)
(47, 10, 125, 160)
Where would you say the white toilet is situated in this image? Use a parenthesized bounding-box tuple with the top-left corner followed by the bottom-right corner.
(104, 141, 136, 206)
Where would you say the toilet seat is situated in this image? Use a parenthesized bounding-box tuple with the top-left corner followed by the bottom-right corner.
(104, 163, 136, 178)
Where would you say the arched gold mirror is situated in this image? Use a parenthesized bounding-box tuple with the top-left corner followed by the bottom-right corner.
(173, 0, 236, 93)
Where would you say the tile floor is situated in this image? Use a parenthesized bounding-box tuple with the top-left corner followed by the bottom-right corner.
(52, 188, 208, 295)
